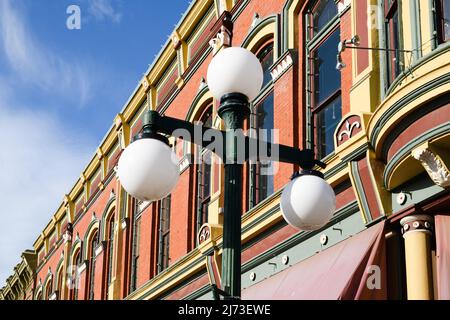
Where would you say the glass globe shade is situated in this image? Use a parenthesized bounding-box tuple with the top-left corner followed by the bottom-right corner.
(117, 138, 180, 202)
(207, 47, 264, 102)
(280, 175, 336, 231)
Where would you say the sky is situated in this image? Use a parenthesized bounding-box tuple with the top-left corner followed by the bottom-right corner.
(0, 0, 190, 286)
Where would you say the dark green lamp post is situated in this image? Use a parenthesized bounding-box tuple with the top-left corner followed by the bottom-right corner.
(117, 47, 336, 300)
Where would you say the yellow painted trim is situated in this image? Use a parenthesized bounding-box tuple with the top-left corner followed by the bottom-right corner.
(385, 134, 450, 190)
(70, 240, 82, 264)
(121, 87, 148, 123)
(186, 6, 215, 61)
(187, 93, 214, 122)
(178, 0, 214, 40)
(100, 131, 119, 157)
(368, 53, 450, 156)
(155, 59, 178, 106)
(242, 22, 277, 56)
(366, 149, 390, 216)
(126, 251, 206, 300)
(347, 162, 369, 225)
(148, 50, 178, 86)
(83, 221, 100, 260)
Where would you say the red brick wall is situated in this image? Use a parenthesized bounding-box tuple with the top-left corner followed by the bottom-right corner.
(169, 169, 195, 265)
(137, 203, 157, 288)
(273, 66, 297, 191)
(93, 250, 105, 300)
(355, 0, 369, 75)
(232, 0, 285, 46)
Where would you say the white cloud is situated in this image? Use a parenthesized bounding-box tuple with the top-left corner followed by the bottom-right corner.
(0, 78, 95, 286)
(0, 0, 93, 106)
(88, 0, 122, 23)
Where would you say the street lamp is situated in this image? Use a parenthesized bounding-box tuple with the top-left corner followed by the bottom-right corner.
(117, 47, 336, 300)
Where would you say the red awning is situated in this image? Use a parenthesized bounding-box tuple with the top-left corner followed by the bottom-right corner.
(242, 221, 386, 300)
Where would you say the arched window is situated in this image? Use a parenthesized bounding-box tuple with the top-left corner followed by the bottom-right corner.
(104, 214, 115, 299)
(71, 249, 82, 300)
(196, 106, 213, 236)
(87, 230, 99, 300)
(45, 279, 53, 300)
(56, 267, 63, 299)
(306, 0, 342, 159)
(249, 42, 275, 208)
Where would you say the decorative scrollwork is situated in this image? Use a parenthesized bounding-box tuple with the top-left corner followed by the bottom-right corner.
(209, 26, 232, 55)
(338, 120, 361, 141)
(412, 148, 450, 188)
(198, 225, 211, 244)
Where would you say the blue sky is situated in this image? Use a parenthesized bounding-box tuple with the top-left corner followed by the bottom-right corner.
(0, 0, 190, 286)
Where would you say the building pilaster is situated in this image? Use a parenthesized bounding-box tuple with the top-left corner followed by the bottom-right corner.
(400, 214, 434, 300)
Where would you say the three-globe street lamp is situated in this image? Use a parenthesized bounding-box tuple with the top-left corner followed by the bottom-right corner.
(117, 47, 336, 300)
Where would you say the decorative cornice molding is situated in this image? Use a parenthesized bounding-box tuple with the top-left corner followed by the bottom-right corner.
(209, 25, 232, 55)
(270, 50, 294, 81)
(141, 77, 150, 90)
(400, 214, 434, 236)
(170, 32, 181, 50)
(208, 11, 233, 56)
(412, 147, 450, 188)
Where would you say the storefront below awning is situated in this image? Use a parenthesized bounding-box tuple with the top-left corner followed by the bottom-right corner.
(242, 221, 386, 300)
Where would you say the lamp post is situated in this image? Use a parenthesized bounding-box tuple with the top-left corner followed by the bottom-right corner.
(117, 47, 336, 300)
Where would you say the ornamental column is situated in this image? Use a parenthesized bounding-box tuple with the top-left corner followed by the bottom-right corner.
(400, 214, 434, 300)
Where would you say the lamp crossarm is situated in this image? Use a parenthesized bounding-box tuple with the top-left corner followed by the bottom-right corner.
(143, 110, 324, 169)
(344, 45, 413, 53)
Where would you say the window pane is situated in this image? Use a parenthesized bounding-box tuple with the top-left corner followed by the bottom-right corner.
(255, 92, 274, 204)
(312, 0, 338, 36)
(258, 44, 274, 88)
(443, 0, 450, 41)
(316, 95, 342, 159)
(313, 28, 341, 106)
(256, 92, 274, 135)
(196, 108, 212, 232)
(201, 152, 211, 200)
(158, 195, 171, 273)
(386, 8, 402, 85)
(107, 219, 114, 291)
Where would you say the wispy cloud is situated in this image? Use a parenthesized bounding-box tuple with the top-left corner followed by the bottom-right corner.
(0, 78, 95, 286)
(88, 0, 122, 23)
(0, 0, 93, 106)
(0, 1, 97, 286)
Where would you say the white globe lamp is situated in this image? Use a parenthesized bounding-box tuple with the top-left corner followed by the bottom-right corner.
(207, 47, 264, 102)
(280, 174, 336, 231)
(117, 138, 179, 202)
